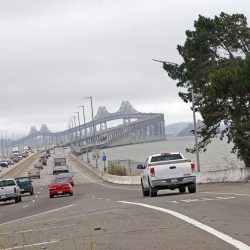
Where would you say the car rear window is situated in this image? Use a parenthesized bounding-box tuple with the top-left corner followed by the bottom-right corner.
(0, 180, 16, 187)
(150, 153, 182, 162)
(51, 179, 68, 184)
(16, 177, 30, 183)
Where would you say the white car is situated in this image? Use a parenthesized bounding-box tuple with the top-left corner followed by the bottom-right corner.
(0, 179, 22, 203)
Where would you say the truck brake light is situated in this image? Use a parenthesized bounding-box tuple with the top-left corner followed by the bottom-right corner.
(149, 167, 155, 177)
(191, 163, 195, 172)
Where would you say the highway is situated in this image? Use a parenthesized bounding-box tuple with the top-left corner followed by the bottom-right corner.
(0, 153, 249, 249)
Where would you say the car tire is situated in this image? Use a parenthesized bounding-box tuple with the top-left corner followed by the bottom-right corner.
(70, 192, 73, 196)
(179, 186, 186, 193)
(50, 194, 54, 199)
(15, 197, 19, 203)
(188, 183, 196, 193)
(141, 180, 149, 197)
(149, 181, 157, 197)
(19, 195, 22, 202)
(30, 190, 34, 196)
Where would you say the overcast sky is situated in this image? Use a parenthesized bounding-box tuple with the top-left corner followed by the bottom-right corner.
(0, 0, 250, 136)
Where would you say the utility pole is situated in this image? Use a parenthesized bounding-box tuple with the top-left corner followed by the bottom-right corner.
(79, 105, 89, 163)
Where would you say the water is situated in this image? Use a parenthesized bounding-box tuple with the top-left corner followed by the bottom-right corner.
(82, 136, 245, 173)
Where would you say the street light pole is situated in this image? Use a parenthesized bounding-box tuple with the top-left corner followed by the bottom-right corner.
(74, 111, 82, 153)
(79, 105, 89, 163)
(153, 59, 201, 172)
(71, 116, 78, 147)
(83, 96, 98, 167)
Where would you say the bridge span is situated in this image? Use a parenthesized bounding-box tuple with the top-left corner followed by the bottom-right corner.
(17, 101, 166, 150)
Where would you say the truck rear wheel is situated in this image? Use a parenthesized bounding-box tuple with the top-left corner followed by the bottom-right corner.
(188, 184, 196, 193)
(15, 197, 19, 203)
(141, 181, 149, 197)
(179, 186, 186, 193)
(149, 181, 157, 197)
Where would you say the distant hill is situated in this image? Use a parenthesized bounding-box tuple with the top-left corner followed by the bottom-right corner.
(165, 122, 191, 137)
(176, 120, 203, 137)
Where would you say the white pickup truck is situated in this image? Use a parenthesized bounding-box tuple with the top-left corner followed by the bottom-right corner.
(137, 152, 196, 197)
(0, 178, 22, 203)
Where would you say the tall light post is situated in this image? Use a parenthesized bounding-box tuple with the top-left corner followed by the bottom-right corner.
(71, 116, 78, 146)
(79, 105, 89, 163)
(153, 59, 201, 172)
(83, 96, 98, 167)
(74, 111, 82, 149)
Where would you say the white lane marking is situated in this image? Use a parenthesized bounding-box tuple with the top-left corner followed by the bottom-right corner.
(5, 240, 59, 250)
(0, 204, 75, 226)
(35, 195, 38, 198)
(98, 198, 103, 200)
(32, 200, 35, 203)
(22, 205, 29, 208)
(75, 165, 140, 191)
(40, 187, 43, 190)
(216, 196, 235, 200)
(181, 199, 200, 203)
(164, 197, 235, 204)
(37, 192, 40, 194)
(24, 209, 120, 225)
(3, 223, 76, 235)
(200, 192, 250, 197)
(118, 201, 250, 250)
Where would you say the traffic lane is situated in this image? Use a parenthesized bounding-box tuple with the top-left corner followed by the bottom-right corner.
(0, 194, 235, 250)
(69, 159, 250, 248)
(129, 186, 250, 246)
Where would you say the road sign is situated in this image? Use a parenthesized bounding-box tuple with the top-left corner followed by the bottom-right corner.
(102, 152, 106, 161)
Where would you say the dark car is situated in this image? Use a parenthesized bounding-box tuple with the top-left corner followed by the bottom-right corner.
(12, 156, 20, 163)
(0, 161, 8, 168)
(34, 162, 43, 170)
(38, 156, 47, 166)
(15, 176, 34, 195)
(7, 159, 14, 165)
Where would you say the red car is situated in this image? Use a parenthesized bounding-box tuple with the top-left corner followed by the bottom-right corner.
(49, 179, 73, 198)
(56, 173, 74, 186)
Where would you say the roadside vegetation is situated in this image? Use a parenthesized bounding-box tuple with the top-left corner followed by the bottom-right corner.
(162, 12, 250, 167)
(108, 163, 128, 176)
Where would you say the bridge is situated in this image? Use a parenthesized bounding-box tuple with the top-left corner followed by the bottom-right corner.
(17, 101, 166, 151)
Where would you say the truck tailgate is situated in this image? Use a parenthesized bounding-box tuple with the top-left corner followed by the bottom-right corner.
(151, 160, 192, 179)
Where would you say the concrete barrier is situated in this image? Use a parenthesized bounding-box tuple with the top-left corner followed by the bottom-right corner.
(70, 153, 250, 185)
(196, 168, 250, 183)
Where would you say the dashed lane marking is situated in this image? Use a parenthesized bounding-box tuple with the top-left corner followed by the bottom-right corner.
(23, 209, 121, 225)
(0, 204, 75, 226)
(5, 240, 59, 250)
(22, 205, 29, 208)
(164, 197, 235, 204)
(200, 192, 250, 197)
(118, 201, 250, 250)
(2, 223, 76, 235)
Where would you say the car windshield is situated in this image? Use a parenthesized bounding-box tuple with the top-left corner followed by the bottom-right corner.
(150, 154, 183, 162)
(51, 179, 68, 184)
(58, 173, 71, 178)
(0, 180, 16, 187)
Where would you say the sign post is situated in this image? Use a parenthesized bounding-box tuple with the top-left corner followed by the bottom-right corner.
(102, 152, 107, 172)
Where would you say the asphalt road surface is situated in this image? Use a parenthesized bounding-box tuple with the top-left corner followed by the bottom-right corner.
(0, 152, 249, 250)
